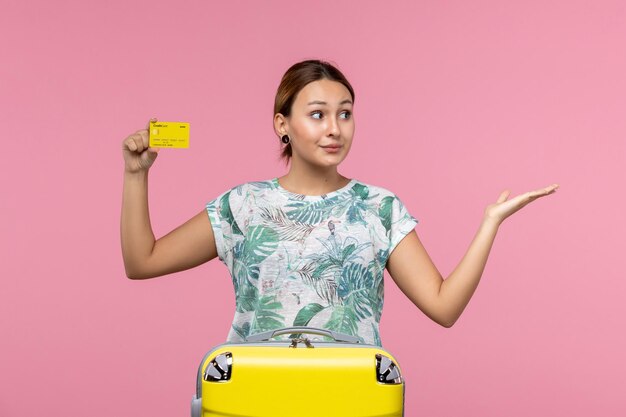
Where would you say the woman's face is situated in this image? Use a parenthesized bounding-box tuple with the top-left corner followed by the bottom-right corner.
(285, 79, 355, 169)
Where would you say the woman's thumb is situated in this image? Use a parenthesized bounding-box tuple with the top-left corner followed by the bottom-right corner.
(496, 190, 511, 203)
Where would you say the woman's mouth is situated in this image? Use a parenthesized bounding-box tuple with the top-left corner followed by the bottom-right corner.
(321, 145, 342, 153)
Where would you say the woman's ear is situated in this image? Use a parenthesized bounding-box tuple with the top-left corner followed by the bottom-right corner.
(273, 113, 288, 137)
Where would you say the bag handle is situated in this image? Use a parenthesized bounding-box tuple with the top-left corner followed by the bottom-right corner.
(245, 326, 361, 343)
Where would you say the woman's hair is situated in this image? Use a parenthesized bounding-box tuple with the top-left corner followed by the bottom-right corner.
(274, 59, 355, 163)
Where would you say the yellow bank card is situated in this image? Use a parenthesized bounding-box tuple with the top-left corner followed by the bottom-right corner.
(149, 121, 190, 148)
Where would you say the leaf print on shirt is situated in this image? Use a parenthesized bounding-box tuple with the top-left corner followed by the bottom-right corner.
(232, 240, 259, 287)
(233, 277, 258, 313)
(350, 183, 370, 200)
(218, 191, 243, 236)
(378, 195, 417, 244)
(294, 262, 339, 305)
(324, 262, 375, 340)
(233, 225, 279, 281)
(324, 305, 358, 337)
(243, 225, 280, 264)
(249, 294, 285, 334)
(259, 206, 316, 243)
(346, 183, 380, 226)
(284, 195, 347, 224)
(232, 322, 251, 340)
(232, 225, 279, 313)
(294, 224, 372, 306)
(366, 249, 388, 322)
(378, 196, 395, 238)
(337, 262, 375, 320)
(367, 248, 388, 283)
(370, 277, 385, 322)
(285, 183, 381, 226)
(309, 226, 372, 279)
(321, 260, 375, 342)
(288, 302, 327, 339)
(293, 303, 326, 326)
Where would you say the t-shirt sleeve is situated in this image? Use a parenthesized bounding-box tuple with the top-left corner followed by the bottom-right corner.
(205, 188, 241, 265)
(386, 195, 419, 254)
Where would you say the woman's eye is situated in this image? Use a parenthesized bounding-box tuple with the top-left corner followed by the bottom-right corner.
(311, 111, 351, 120)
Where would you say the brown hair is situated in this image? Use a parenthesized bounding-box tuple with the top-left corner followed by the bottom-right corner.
(274, 59, 355, 163)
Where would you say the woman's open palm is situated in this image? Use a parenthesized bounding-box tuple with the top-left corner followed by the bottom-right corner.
(485, 184, 559, 224)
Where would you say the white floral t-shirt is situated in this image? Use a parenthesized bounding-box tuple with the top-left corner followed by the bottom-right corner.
(205, 178, 418, 346)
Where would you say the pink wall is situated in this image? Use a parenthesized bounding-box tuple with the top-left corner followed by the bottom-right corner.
(2, 0, 624, 415)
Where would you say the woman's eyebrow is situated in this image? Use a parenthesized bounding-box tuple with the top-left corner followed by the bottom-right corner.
(307, 99, 353, 106)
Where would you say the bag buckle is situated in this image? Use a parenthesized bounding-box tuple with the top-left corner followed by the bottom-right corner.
(289, 337, 314, 348)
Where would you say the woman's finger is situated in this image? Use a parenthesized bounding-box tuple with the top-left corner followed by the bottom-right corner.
(529, 184, 560, 199)
(132, 134, 145, 152)
(545, 184, 560, 194)
(125, 136, 138, 151)
(538, 184, 559, 194)
(126, 135, 142, 151)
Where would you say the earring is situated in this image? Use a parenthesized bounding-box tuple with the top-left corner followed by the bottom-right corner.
(281, 134, 290, 144)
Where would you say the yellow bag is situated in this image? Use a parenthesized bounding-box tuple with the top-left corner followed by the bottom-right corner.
(191, 326, 405, 417)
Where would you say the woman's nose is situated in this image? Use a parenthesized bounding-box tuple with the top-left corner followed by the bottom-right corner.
(327, 116, 340, 136)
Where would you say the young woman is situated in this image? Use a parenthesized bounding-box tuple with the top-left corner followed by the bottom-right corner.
(121, 59, 558, 346)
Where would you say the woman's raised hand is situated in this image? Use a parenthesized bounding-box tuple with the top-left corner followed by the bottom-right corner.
(122, 118, 161, 173)
(484, 183, 560, 225)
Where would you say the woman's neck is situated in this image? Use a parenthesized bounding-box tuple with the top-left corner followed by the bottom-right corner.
(278, 165, 350, 196)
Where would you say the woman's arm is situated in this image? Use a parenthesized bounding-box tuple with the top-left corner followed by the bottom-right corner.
(386, 184, 559, 327)
(120, 119, 218, 280)
(121, 171, 218, 280)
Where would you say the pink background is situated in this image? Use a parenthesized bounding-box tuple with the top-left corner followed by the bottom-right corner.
(2, 0, 624, 416)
